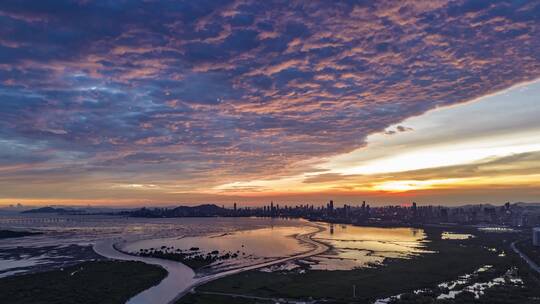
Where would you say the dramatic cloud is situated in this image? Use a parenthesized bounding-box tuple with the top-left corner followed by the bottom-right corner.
(0, 0, 539, 204)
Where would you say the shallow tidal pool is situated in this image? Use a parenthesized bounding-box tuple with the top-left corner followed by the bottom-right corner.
(308, 224, 431, 270)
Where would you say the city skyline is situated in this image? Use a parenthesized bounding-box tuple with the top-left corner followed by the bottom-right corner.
(1, 1, 540, 206)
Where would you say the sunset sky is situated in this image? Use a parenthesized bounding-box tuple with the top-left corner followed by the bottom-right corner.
(1, 0, 540, 207)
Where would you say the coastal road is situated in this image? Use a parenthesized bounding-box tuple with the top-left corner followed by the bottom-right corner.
(94, 224, 329, 304)
(510, 240, 540, 274)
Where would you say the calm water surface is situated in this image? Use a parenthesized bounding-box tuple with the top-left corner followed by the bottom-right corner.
(0, 215, 432, 275)
(309, 223, 430, 270)
(122, 226, 316, 271)
(0, 215, 311, 275)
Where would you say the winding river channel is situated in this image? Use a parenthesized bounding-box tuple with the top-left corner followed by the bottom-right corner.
(93, 224, 329, 304)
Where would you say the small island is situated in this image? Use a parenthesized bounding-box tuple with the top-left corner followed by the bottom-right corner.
(137, 246, 240, 270)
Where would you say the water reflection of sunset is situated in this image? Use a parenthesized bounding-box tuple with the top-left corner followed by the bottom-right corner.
(310, 224, 431, 270)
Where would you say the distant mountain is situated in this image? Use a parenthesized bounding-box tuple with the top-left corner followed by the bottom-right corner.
(128, 204, 228, 218)
(0, 203, 28, 213)
(22, 207, 74, 214)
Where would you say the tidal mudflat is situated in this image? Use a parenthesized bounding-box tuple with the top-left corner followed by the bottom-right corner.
(0, 215, 313, 277)
(3, 214, 535, 304)
(121, 226, 315, 272)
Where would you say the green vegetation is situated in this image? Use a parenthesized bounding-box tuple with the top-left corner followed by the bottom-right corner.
(177, 226, 532, 304)
(138, 247, 239, 270)
(0, 229, 42, 239)
(0, 260, 166, 304)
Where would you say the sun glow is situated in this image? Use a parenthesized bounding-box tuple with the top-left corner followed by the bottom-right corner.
(371, 179, 465, 192)
(335, 139, 540, 176)
(211, 80, 540, 200)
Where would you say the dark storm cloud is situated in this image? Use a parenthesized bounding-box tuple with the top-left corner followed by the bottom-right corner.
(0, 0, 540, 189)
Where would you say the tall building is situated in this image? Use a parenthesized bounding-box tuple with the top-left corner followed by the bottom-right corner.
(533, 227, 540, 247)
(412, 202, 418, 222)
(328, 200, 334, 215)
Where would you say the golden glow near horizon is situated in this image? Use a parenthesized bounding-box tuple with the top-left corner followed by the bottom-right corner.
(2, 1, 540, 208)
(371, 179, 464, 192)
(2, 80, 540, 207)
(212, 80, 540, 198)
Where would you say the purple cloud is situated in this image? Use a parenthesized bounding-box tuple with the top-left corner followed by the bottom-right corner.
(0, 0, 539, 199)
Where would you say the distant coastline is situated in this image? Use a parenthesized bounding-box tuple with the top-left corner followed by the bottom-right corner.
(0, 230, 42, 239)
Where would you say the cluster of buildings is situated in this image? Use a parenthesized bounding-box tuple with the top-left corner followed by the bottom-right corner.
(126, 200, 540, 245)
(229, 201, 540, 228)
